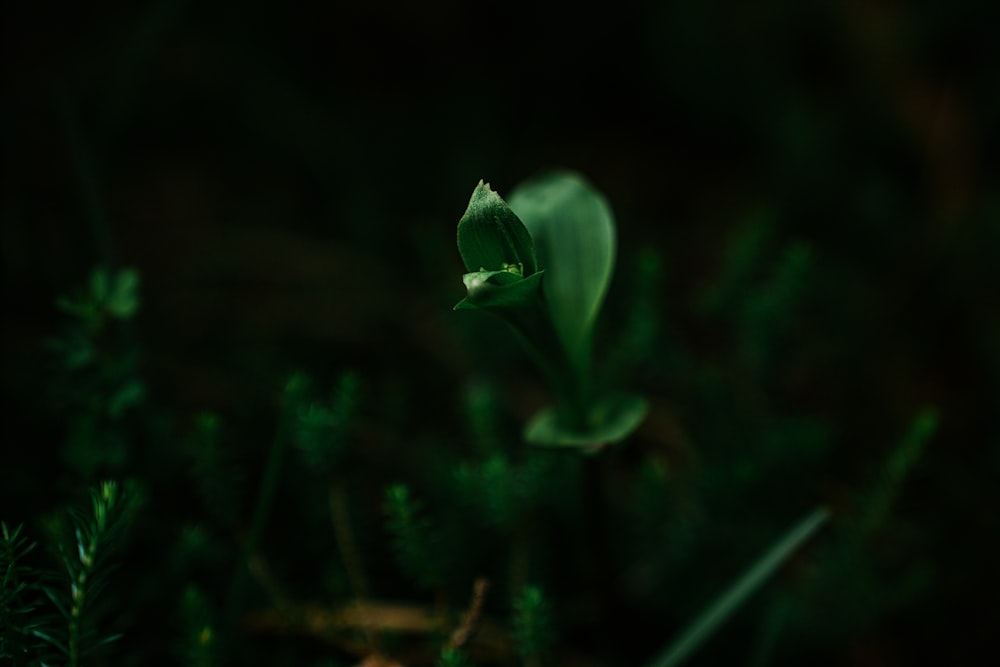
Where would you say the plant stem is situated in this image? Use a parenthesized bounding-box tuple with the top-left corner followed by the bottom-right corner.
(328, 477, 380, 652)
(328, 478, 369, 599)
(225, 405, 291, 627)
(69, 611, 80, 667)
(509, 519, 531, 603)
(582, 455, 617, 657)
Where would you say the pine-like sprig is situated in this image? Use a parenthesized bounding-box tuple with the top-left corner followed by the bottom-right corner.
(737, 241, 813, 380)
(384, 484, 444, 591)
(292, 370, 362, 476)
(36, 480, 132, 667)
(511, 585, 553, 666)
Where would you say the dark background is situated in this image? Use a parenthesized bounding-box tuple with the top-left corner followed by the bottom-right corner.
(3, 0, 999, 665)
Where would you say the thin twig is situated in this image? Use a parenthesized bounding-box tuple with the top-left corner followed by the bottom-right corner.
(447, 577, 490, 650)
(329, 478, 370, 598)
(245, 597, 514, 663)
(225, 408, 290, 624)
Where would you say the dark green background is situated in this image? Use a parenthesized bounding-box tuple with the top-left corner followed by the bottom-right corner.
(3, 1, 998, 665)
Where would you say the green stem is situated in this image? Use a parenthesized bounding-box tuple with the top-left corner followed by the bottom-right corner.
(225, 405, 291, 625)
(69, 542, 93, 667)
(69, 614, 79, 667)
(509, 519, 532, 604)
(503, 296, 592, 431)
(582, 455, 617, 656)
(328, 478, 380, 653)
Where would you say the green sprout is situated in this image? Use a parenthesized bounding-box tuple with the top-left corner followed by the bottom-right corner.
(454, 170, 647, 450)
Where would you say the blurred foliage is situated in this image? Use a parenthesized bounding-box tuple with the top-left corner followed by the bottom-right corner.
(1, 523, 48, 663)
(3, 0, 999, 665)
(511, 585, 553, 665)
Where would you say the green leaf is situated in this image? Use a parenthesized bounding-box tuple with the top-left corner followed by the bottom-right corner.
(524, 394, 647, 450)
(457, 180, 538, 276)
(645, 507, 831, 667)
(454, 271, 544, 313)
(508, 170, 616, 370)
(32, 629, 69, 655)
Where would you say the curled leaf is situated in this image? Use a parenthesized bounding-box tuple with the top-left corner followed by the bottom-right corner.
(457, 180, 538, 276)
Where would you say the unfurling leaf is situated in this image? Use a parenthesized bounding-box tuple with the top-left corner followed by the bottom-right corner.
(508, 171, 616, 371)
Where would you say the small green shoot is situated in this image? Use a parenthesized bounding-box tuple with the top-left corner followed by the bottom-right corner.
(384, 484, 444, 591)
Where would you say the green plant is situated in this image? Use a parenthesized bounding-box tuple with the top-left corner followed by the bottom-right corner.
(54, 267, 141, 334)
(47, 266, 144, 479)
(6, 160, 963, 667)
(454, 171, 647, 450)
(511, 585, 553, 667)
(1, 481, 133, 667)
(384, 484, 445, 592)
